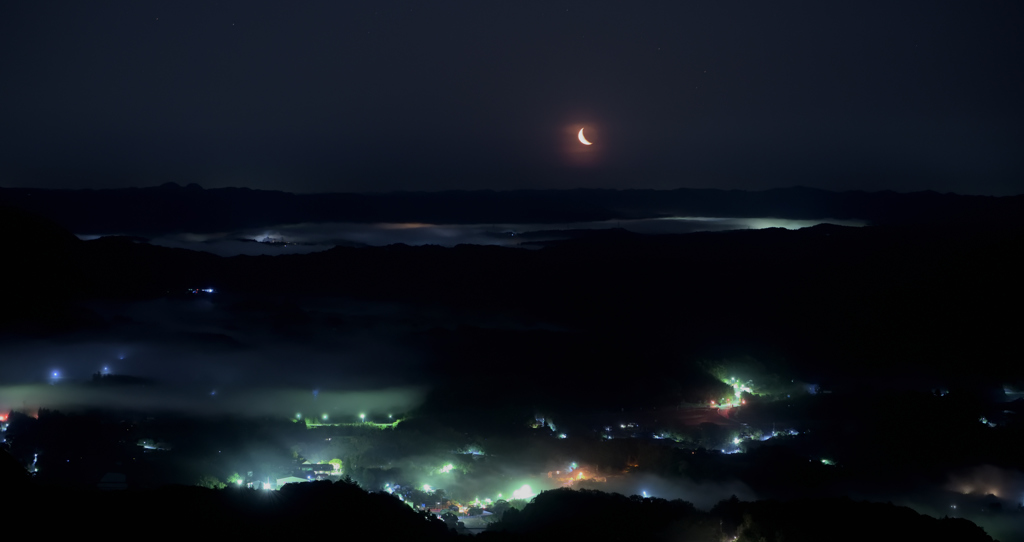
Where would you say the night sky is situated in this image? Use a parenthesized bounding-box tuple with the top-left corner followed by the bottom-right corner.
(1, 1, 1021, 194)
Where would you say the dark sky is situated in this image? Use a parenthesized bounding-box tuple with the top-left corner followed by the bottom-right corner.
(1, 1, 1021, 195)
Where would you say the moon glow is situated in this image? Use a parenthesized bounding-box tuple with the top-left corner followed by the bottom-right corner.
(578, 128, 592, 145)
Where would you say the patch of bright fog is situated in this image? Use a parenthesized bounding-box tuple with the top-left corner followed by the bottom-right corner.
(0, 383, 425, 420)
(0, 296, 435, 418)
(81, 217, 865, 256)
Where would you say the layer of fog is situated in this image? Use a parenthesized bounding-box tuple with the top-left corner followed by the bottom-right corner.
(0, 294, 551, 417)
(0, 384, 424, 420)
(77, 217, 865, 257)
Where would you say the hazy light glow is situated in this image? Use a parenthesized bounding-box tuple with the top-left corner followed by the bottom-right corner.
(512, 484, 535, 500)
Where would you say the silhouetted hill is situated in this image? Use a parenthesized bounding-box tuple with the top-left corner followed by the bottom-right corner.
(1, 206, 89, 331)
(5, 479, 456, 540)
(0, 478, 996, 541)
(0, 449, 30, 489)
(2, 184, 1022, 234)
(482, 489, 995, 542)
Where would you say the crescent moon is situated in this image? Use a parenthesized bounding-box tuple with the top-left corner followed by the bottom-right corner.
(578, 128, 592, 145)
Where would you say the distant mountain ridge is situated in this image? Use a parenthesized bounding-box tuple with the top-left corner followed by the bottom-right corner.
(1, 183, 1021, 234)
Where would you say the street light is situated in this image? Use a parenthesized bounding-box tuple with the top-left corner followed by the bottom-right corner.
(360, 413, 366, 422)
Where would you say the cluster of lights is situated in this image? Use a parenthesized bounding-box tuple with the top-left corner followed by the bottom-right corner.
(299, 411, 402, 427)
(712, 377, 755, 407)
